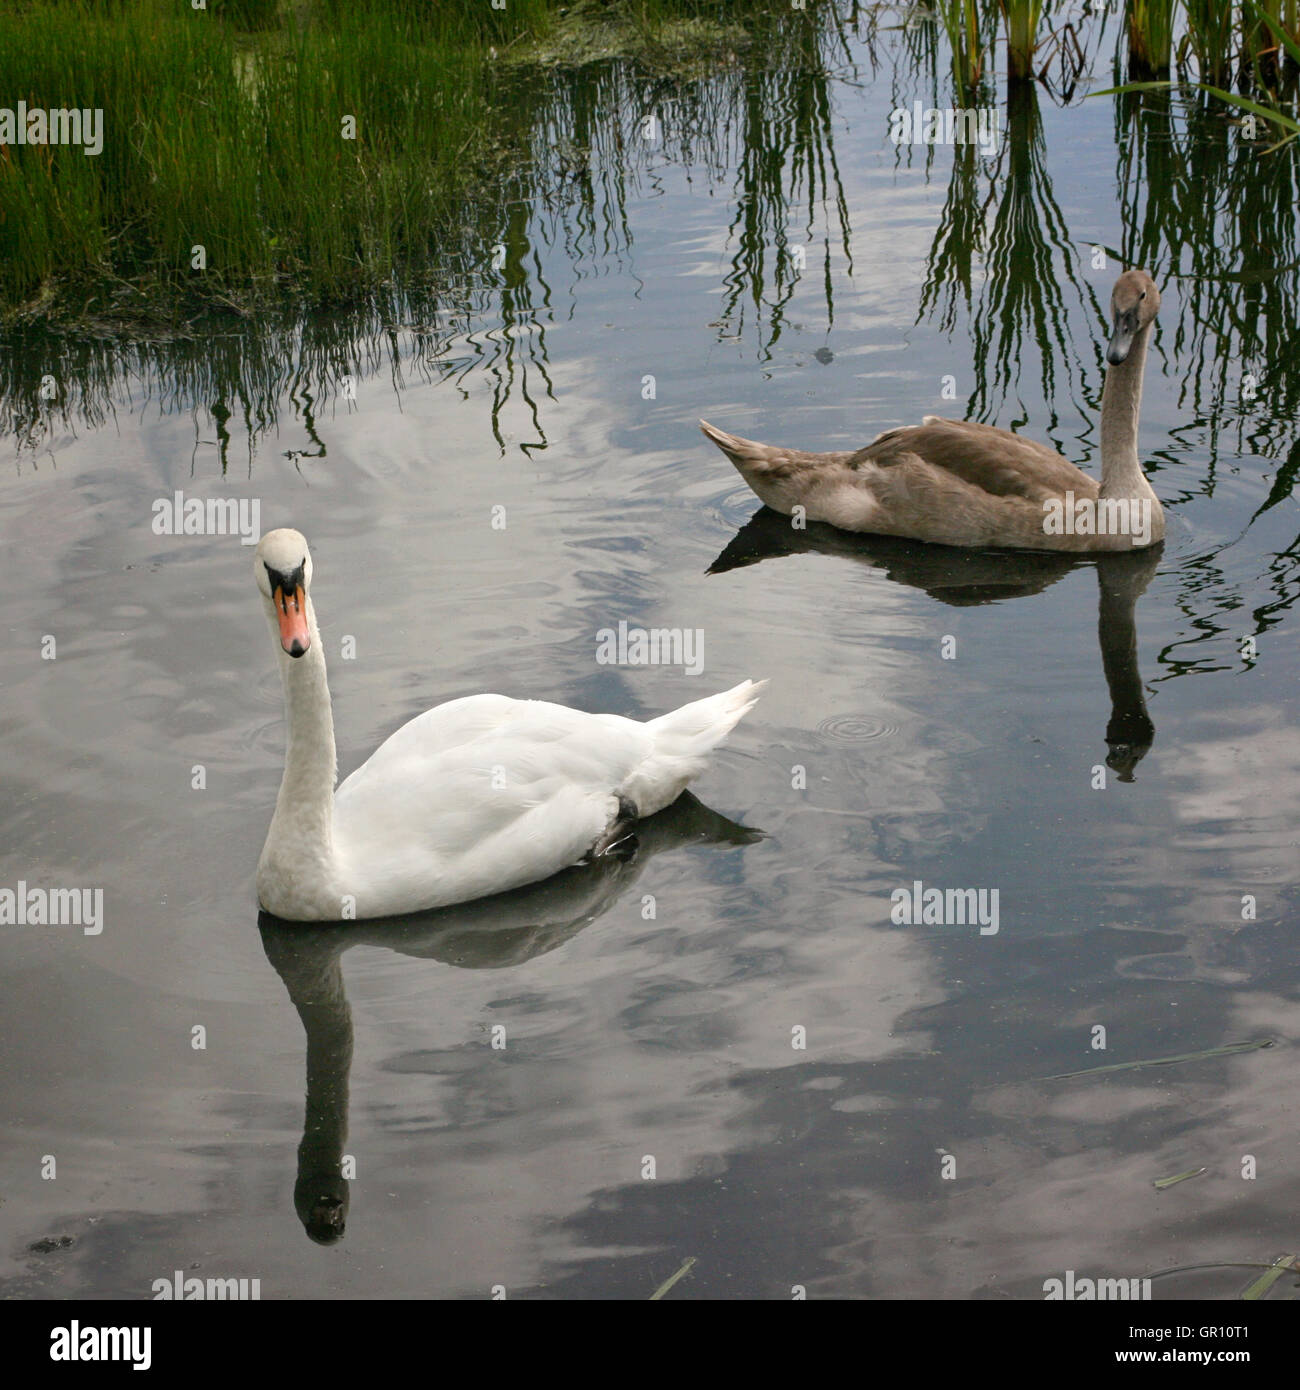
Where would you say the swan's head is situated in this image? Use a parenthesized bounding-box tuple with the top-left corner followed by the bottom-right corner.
(255, 528, 313, 659)
(295, 1172, 349, 1245)
(1107, 269, 1160, 366)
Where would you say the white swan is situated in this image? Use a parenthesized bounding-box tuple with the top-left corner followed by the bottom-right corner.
(700, 269, 1165, 552)
(254, 529, 765, 921)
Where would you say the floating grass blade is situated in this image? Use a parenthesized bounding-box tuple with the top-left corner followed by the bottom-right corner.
(1152, 1167, 1207, 1190)
(1240, 1253, 1300, 1300)
(649, 1256, 697, 1300)
(1102, 79, 1300, 146)
(1045, 1038, 1274, 1080)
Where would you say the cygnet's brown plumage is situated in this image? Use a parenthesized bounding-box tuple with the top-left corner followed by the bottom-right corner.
(701, 269, 1165, 552)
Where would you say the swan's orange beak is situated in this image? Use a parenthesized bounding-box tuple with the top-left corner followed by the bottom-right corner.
(274, 584, 310, 658)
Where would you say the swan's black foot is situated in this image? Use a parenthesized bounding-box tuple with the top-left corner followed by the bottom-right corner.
(587, 796, 640, 860)
(598, 831, 639, 862)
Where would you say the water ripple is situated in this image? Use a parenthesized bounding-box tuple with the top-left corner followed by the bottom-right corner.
(815, 713, 897, 744)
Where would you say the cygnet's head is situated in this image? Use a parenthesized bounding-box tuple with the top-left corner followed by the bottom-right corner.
(1107, 269, 1161, 366)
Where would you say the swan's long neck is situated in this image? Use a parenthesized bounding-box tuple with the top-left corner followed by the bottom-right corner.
(1098, 321, 1156, 504)
(266, 598, 336, 866)
(259, 922, 353, 1240)
(1098, 556, 1154, 739)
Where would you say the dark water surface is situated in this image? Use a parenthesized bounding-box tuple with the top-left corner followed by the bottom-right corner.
(2, 15, 1299, 1299)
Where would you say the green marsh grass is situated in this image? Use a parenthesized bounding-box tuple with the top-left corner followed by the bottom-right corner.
(934, 0, 991, 94)
(1, 0, 854, 451)
(999, 0, 1050, 82)
(1124, 0, 1175, 78)
(1180, 0, 1236, 86)
(0, 0, 780, 318)
(1105, 5, 1300, 151)
(11, 0, 1297, 323)
(932, 0, 1049, 85)
(1244, 0, 1300, 88)
(209, 0, 282, 31)
(0, 1, 508, 310)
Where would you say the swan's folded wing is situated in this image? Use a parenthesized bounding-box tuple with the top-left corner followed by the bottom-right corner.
(334, 697, 653, 843)
(850, 419, 1096, 503)
(330, 696, 655, 915)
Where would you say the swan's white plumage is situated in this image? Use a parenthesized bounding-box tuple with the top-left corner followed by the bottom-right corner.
(331, 690, 757, 917)
(253, 531, 764, 922)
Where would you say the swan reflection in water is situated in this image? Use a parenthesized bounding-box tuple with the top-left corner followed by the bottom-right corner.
(258, 791, 762, 1244)
(709, 508, 1161, 781)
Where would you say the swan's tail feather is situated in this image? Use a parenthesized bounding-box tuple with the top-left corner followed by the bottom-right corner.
(699, 419, 784, 473)
(626, 679, 767, 818)
(645, 678, 767, 753)
(700, 419, 834, 515)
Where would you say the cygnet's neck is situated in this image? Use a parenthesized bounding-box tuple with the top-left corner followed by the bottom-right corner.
(1098, 320, 1157, 504)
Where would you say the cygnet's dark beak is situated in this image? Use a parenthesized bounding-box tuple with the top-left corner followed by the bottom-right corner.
(1107, 322, 1134, 366)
